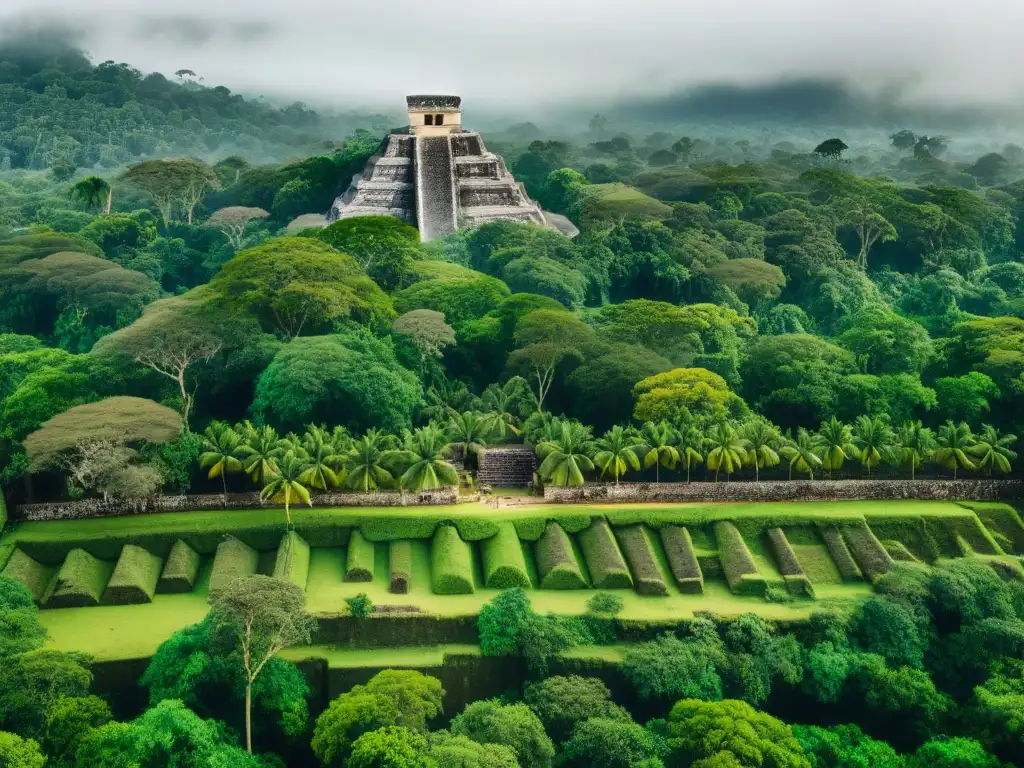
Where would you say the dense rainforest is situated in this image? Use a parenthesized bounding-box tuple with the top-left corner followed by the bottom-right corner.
(3, 39, 1024, 768)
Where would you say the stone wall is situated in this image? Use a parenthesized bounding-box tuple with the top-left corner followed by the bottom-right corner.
(16, 487, 459, 522)
(544, 479, 1024, 504)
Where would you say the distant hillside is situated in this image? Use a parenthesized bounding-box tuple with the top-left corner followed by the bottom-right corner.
(0, 40, 380, 172)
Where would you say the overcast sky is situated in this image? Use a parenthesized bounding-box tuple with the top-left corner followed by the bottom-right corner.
(2, 0, 1022, 110)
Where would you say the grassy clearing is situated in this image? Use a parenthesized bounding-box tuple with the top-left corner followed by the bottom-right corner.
(281, 644, 482, 668)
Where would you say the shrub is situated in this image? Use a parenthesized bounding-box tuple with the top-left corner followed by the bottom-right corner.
(615, 525, 667, 596)
(272, 531, 310, 590)
(1, 549, 55, 603)
(346, 592, 373, 618)
(578, 520, 633, 590)
(431, 525, 475, 595)
(765, 528, 814, 598)
(207, 536, 258, 593)
(345, 529, 375, 582)
(389, 540, 412, 594)
(102, 544, 162, 605)
(46, 549, 114, 607)
(818, 525, 864, 582)
(481, 523, 531, 589)
(157, 539, 201, 593)
(714, 521, 766, 596)
(587, 592, 624, 615)
(660, 526, 704, 594)
(882, 539, 920, 563)
(534, 523, 587, 589)
(841, 523, 894, 582)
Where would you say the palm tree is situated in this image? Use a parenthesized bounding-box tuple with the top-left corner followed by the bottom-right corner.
(259, 451, 311, 527)
(344, 428, 396, 491)
(298, 427, 347, 490)
(740, 419, 780, 482)
(817, 417, 857, 479)
(446, 410, 493, 470)
(238, 423, 280, 485)
(851, 415, 896, 479)
(705, 423, 748, 482)
(676, 423, 705, 483)
(780, 428, 823, 480)
(536, 421, 595, 488)
(639, 421, 680, 483)
(935, 420, 976, 479)
(895, 420, 936, 480)
(198, 422, 245, 503)
(389, 425, 459, 491)
(593, 425, 644, 484)
(69, 175, 112, 214)
(481, 377, 532, 439)
(970, 425, 1018, 475)
(330, 425, 353, 454)
(420, 378, 481, 423)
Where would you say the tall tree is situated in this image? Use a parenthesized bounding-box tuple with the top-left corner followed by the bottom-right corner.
(259, 451, 312, 527)
(297, 426, 346, 490)
(536, 421, 595, 487)
(344, 428, 396, 491)
(208, 577, 316, 753)
(705, 423, 748, 482)
(741, 419, 781, 482)
(827, 198, 898, 269)
(68, 176, 112, 215)
(238, 423, 280, 486)
(970, 425, 1017, 475)
(199, 422, 245, 502)
(896, 420, 936, 480)
(817, 417, 857, 479)
(445, 411, 493, 471)
(206, 207, 270, 250)
(851, 415, 895, 479)
(592, 425, 643, 485)
(122, 158, 220, 226)
(676, 423, 705, 483)
(639, 420, 680, 483)
(934, 420, 976, 479)
(92, 296, 224, 429)
(781, 428, 823, 480)
(390, 425, 459, 491)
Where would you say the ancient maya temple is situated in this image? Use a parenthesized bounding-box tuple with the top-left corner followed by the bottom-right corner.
(327, 95, 577, 241)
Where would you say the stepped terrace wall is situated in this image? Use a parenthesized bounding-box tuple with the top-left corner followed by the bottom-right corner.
(545, 479, 1024, 504)
(16, 488, 459, 521)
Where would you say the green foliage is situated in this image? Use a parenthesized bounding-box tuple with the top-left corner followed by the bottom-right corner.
(76, 699, 262, 768)
(273, 531, 311, 590)
(157, 540, 201, 593)
(252, 332, 421, 433)
(666, 698, 810, 767)
(793, 724, 904, 768)
(346, 592, 374, 618)
(208, 536, 258, 593)
(0, 550, 55, 605)
(561, 717, 663, 768)
(623, 627, 726, 702)
(715, 522, 766, 596)
(0, 651, 92, 742)
(345, 529, 376, 582)
(534, 523, 588, 589)
(481, 522, 531, 589)
(394, 272, 511, 330)
(0, 731, 45, 768)
(451, 700, 555, 768)
(102, 544, 162, 605)
(478, 587, 533, 656)
(661, 526, 705, 593)
(46, 548, 114, 608)
(578, 519, 633, 589)
(524, 675, 631, 742)
(587, 591, 625, 615)
(315, 216, 422, 291)
(0, 576, 46, 657)
(431, 525, 475, 595)
(41, 695, 112, 768)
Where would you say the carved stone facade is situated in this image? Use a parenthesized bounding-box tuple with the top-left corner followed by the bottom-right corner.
(327, 95, 562, 241)
(477, 447, 537, 488)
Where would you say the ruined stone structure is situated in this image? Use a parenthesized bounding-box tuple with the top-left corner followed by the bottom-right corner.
(328, 95, 575, 241)
(477, 447, 537, 488)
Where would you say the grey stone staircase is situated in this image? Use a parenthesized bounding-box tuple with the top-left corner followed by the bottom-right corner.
(477, 447, 536, 488)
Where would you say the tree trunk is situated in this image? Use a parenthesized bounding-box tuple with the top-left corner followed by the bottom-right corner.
(104, 188, 112, 215)
(655, 462, 659, 484)
(755, 462, 759, 482)
(245, 682, 253, 753)
(222, 472, 228, 507)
